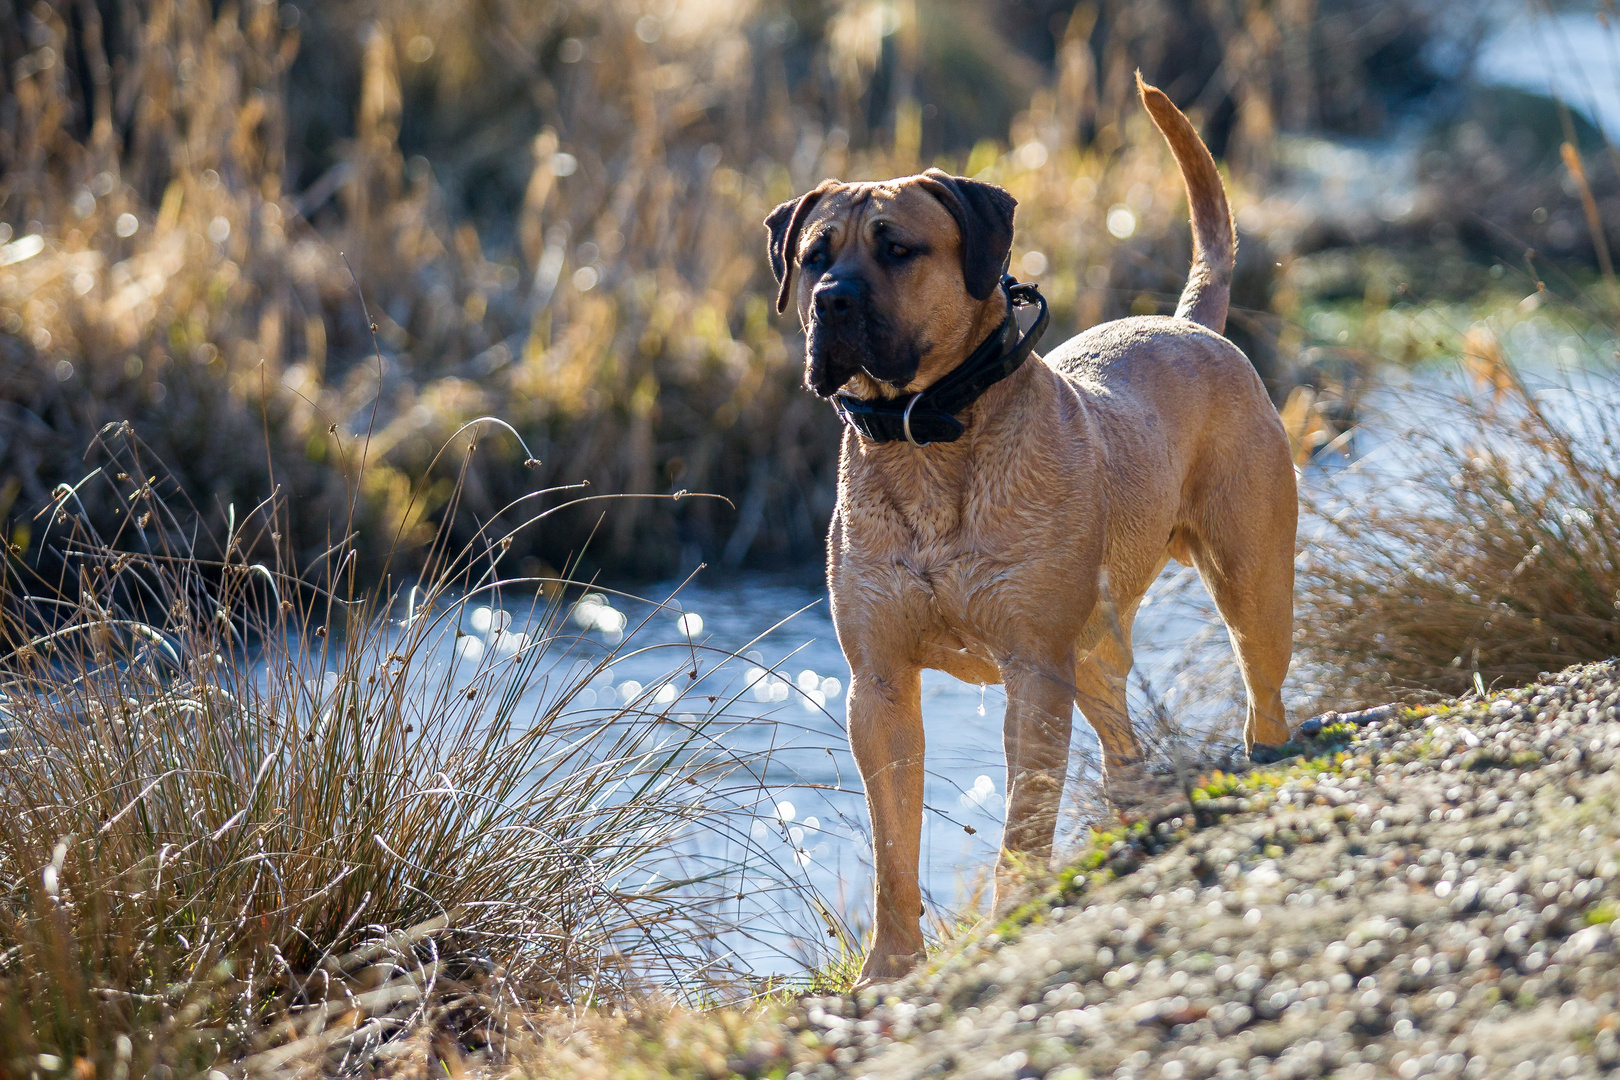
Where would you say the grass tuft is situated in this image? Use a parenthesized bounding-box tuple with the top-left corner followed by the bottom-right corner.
(0, 426, 824, 1076)
(1297, 341, 1620, 705)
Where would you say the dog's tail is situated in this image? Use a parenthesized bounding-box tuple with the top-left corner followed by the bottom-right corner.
(1136, 73, 1235, 335)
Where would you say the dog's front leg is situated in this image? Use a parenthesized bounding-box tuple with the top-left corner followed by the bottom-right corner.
(993, 660, 1076, 915)
(848, 665, 926, 985)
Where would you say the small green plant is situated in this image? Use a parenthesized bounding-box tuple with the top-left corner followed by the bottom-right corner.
(1197, 771, 1244, 799)
(1307, 721, 1358, 744)
(798, 949, 865, 998)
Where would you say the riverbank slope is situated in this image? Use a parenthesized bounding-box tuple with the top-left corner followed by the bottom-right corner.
(784, 658, 1620, 1080)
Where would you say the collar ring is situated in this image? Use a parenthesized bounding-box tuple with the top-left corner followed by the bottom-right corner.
(901, 393, 929, 447)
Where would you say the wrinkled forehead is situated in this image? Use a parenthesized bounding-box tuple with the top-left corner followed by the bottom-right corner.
(800, 179, 957, 248)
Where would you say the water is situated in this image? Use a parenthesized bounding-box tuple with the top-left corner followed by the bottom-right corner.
(429, 556, 1243, 975)
(1475, 10, 1620, 141)
(1247, 7, 1620, 255)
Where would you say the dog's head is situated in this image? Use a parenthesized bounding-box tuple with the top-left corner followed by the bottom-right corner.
(764, 169, 1016, 398)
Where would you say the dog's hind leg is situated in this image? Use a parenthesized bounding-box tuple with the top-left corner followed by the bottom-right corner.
(994, 656, 1077, 913)
(1184, 514, 1296, 751)
(847, 665, 928, 984)
(1073, 598, 1147, 784)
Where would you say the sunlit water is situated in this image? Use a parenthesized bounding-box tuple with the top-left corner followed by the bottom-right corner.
(1476, 10, 1620, 142)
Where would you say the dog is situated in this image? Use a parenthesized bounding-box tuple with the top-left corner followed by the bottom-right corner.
(764, 77, 1297, 984)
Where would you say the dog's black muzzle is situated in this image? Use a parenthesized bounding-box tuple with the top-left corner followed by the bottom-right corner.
(805, 276, 919, 397)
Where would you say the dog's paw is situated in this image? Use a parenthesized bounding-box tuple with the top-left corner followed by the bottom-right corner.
(1247, 741, 1302, 765)
(1102, 760, 1182, 819)
(854, 948, 923, 989)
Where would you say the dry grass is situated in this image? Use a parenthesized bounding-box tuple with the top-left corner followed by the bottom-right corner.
(1295, 324, 1620, 705)
(485, 999, 816, 1080)
(0, 0, 1442, 579)
(0, 424, 831, 1077)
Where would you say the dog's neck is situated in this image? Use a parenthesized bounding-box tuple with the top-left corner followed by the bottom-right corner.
(838, 358, 1044, 549)
(847, 355, 1044, 460)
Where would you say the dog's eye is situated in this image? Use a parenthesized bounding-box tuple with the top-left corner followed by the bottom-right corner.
(803, 246, 828, 269)
(887, 242, 911, 259)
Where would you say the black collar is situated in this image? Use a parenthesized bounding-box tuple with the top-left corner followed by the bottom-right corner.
(830, 275, 1050, 446)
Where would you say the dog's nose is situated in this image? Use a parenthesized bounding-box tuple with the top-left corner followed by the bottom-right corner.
(813, 279, 859, 319)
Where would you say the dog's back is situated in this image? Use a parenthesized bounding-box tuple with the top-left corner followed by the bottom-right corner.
(1041, 74, 1285, 533)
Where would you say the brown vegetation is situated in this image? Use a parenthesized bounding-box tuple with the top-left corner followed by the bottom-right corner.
(0, 0, 1449, 578)
(1295, 334, 1620, 704)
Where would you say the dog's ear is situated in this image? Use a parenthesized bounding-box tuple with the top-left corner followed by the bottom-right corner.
(765, 180, 841, 314)
(914, 168, 1017, 301)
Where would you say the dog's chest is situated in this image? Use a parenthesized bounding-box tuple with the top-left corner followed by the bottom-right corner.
(902, 550, 1008, 636)
(839, 456, 1039, 638)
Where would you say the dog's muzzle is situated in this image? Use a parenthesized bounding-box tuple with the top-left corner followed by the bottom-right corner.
(806, 276, 921, 396)
(806, 278, 863, 395)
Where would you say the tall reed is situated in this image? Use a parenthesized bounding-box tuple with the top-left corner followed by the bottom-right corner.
(0, 0, 1439, 579)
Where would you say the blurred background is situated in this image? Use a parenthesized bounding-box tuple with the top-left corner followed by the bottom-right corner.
(1, 0, 1615, 588)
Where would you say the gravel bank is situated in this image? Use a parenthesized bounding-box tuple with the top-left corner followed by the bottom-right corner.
(788, 659, 1620, 1080)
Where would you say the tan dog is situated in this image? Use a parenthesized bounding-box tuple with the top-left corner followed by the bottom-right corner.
(765, 78, 1297, 984)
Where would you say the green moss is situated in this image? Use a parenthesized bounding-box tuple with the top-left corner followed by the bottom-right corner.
(1197, 771, 1243, 799)
(1584, 899, 1620, 926)
(1309, 721, 1358, 744)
